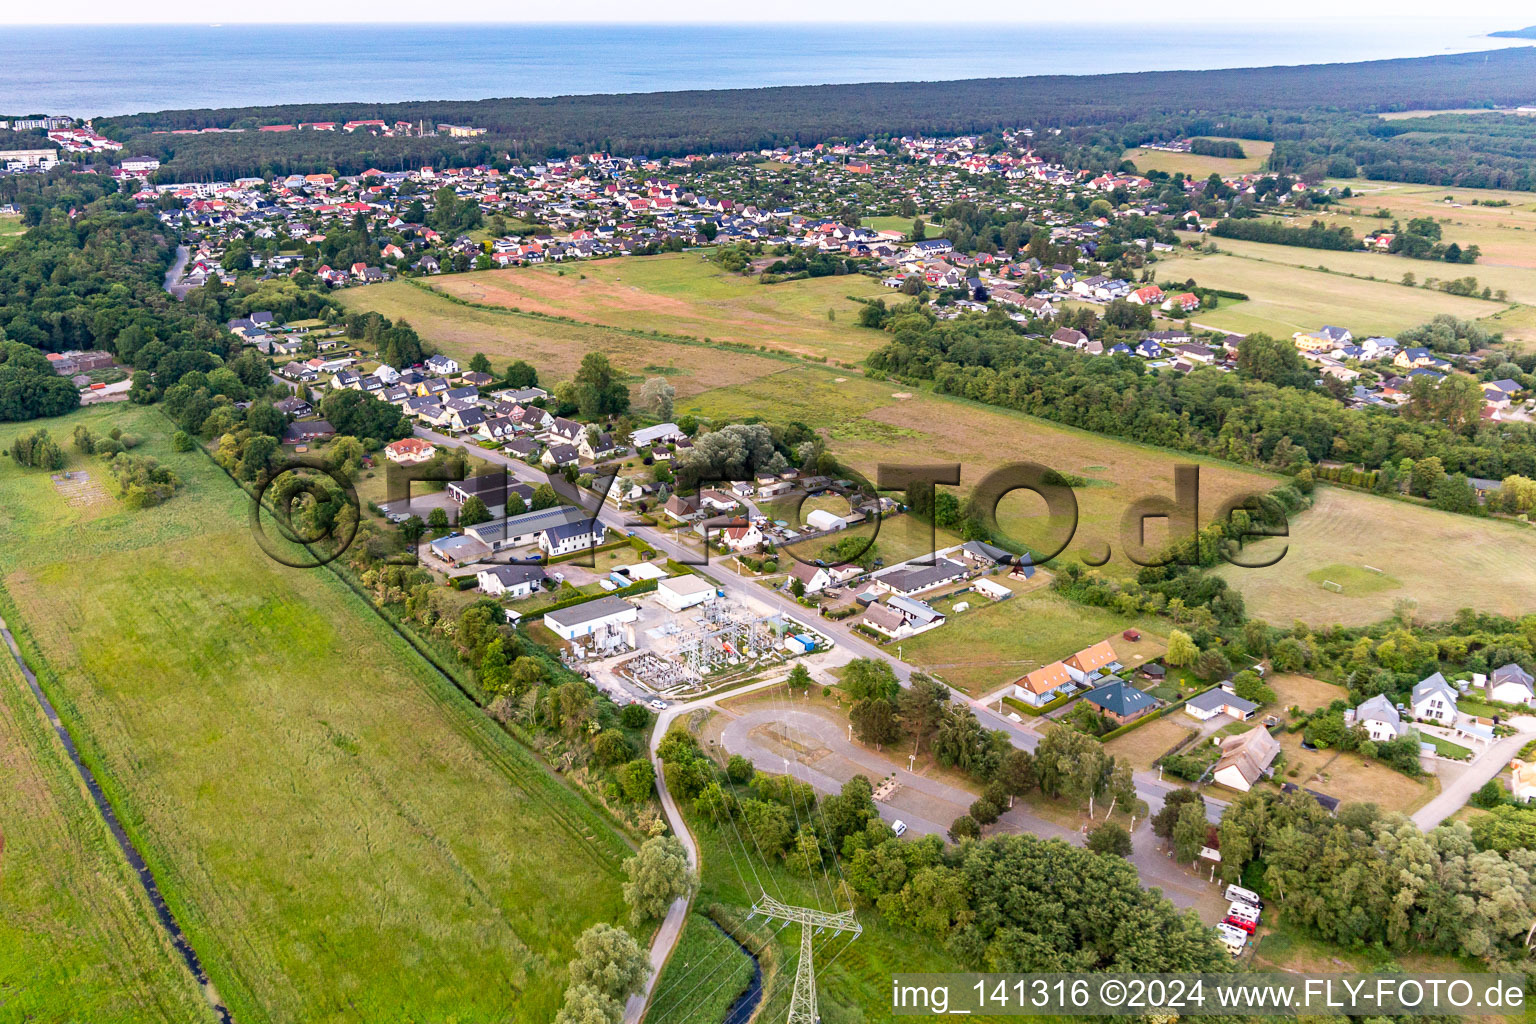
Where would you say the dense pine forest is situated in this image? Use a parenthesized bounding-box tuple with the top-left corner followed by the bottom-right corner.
(94, 48, 1536, 187)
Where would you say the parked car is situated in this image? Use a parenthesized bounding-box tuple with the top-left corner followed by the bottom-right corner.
(892, 820, 908, 837)
(648, 699, 667, 711)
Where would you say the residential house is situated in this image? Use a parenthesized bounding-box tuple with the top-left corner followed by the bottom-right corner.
(1064, 640, 1120, 685)
(542, 444, 580, 470)
(1184, 688, 1258, 722)
(1490, 663, 1536, 706)
(476, 564, 547, 598)
(578, 431, 620, 461)
(1082, 677, 1157, 726)
(1355, 694, 1406, 742)
(539, 519, 608, 557)
(1212, 727, 1281, 792)
(545, 417, 585, 445)
(384, 437, 437, 464)
(1013, 661, 1073, 707)
(788, 561, 832, 595)
(1511, 759, 1536, 803)
(718, 518, 763, 552)
(1411, 672, 1459, 725)
(425, 354, 459, 377)
(661, 494, 702, 523)
(281, 420, 335, 445)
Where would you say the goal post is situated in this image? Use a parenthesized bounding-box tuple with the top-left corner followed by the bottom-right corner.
(1322, 580, 1344, 593)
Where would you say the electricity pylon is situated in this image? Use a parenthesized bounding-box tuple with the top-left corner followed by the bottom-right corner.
(750, 890, 861, 1024)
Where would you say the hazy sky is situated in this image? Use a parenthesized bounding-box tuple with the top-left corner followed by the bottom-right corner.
(2, 3, 1533, 23)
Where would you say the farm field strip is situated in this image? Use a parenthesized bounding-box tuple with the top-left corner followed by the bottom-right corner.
(425, 251, 891, 363)
(0, 643, 217, 1024)
(339, 279, 793, 399)
(1154, 248, 1496, 337)
(0, 404, 631, 1024)
(1122, 138, 1276, 177)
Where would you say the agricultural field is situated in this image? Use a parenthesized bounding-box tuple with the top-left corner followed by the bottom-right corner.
(1152, 246, 1495, 337)
(897, 588, 1166, 698)
(1187, 232, 1536, 306)
(1334, 181, 1536, 270)
(422, 251, 891, 363)
(1216, 486, 1536, 627)
(0, 648, 217, 1024)
(680, 365, 1277, 571)
(339, 279, 791, 400)
(1122, 138, 1275, 177)
(0, 404, 631, 1024)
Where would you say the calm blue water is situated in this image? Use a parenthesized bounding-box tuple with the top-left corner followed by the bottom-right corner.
(0, 21, 1529, 119)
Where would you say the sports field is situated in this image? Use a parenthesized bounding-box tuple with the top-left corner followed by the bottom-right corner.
(340, 279, 791, 399)
(0, 647, 217, 1024)
(0, 404, 631, 1024)
(1152, 246, 1495, 337)
(1122, 139, 1274, 178)
(425, 251, 891, 363)
(1216, 486, 1536, 627)
(680, 365, 1277, 572)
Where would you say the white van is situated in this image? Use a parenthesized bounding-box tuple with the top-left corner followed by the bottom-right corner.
(1227, 901, 1260, 925)
(1225, 884, 1263, 908)
(892, 820, 908, 837)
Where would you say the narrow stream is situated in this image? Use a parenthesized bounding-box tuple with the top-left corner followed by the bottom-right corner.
(0, 620, 234, 1024)
(709, 918, 763, 1024)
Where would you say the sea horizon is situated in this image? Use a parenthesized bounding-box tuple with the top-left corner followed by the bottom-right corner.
(1, 20, 1530, 119)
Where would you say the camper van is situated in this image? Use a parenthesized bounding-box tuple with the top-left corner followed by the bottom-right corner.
(1225, 884, 1263, 909)
(1227, 901, 1261, 925)
(1215, 923, 1248, 954)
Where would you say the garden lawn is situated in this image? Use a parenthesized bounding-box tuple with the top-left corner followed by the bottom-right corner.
(1103, 714, 1201, 771)
(0, 404, 630, 1024)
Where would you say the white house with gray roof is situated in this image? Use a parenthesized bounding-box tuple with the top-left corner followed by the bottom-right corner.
(1354, 694, 1405, 743)
(1411, 672, 1458, 725)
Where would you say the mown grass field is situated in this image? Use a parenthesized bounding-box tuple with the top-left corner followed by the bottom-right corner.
(679, 365, 1277, 572)
(1153, 246, 1495, 337)
(1335, 180, 1536, 269)
(0, 214, 24, 248)
(425, 251, 890, 363)
(0, 404, 631, 1024)
(0, 648, 217, 1024)
(339, 279, 794, 400)
(1216, 486, 1536, 627)
(1122, 138, 1275, 177)
(898, 589, 1167, 697)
